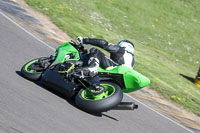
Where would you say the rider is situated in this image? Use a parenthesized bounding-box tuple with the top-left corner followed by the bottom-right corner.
(76, 36, 135, 76)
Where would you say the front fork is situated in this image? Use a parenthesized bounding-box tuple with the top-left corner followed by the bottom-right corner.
(38, 56, 55, 69)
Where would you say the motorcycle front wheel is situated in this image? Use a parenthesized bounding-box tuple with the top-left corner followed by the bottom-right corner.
(75, 82, 123, 113)
(21, 57, 49, 81)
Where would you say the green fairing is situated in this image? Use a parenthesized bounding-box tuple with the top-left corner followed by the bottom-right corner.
(98, 66, 150, 93)
(53, 42, 80, 65)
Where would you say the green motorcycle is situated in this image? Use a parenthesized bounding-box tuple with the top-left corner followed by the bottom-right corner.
(21, 41, 150, 113)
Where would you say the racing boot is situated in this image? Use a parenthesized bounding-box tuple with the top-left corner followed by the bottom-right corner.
(86, 55, 100, 77)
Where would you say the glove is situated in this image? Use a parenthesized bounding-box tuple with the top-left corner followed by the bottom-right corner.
(76, 36, 84, 45)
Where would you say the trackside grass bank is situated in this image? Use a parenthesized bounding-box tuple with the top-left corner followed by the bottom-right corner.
(25, 0, 200, 116)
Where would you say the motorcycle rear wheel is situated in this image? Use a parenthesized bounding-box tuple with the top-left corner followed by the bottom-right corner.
(75, 82, 123, 113)
(21, 57, 48, 81)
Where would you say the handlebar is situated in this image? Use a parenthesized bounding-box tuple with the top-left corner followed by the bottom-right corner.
(69, 40, 87, 54)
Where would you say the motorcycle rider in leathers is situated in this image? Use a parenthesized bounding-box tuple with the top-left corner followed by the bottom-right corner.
(76, 36, 135, 77)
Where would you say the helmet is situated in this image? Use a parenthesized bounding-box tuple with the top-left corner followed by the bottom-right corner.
(117, 40, 134, 54)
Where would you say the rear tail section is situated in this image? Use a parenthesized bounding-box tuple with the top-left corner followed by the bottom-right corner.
(123, 70, 150, 93)
(98, 65, 150, 93)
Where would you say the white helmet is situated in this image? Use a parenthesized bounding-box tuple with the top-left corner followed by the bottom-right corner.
(117, 40, 134, 54)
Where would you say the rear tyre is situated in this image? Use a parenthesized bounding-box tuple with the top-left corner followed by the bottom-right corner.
(75, 82, 123, 113)
(21, 57, 48, 81)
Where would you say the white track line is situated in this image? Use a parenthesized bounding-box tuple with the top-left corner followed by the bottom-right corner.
(0, 11, 194, 133)
(0, 11, 55, 51)
(125, 94, 194, 133)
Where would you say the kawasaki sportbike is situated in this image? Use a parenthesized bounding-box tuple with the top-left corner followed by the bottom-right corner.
(21, 41, 150, 113)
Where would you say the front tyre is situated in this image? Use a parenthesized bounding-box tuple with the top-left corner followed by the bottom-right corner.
(21, 57, 48, 81)
(75, 82, 123, 113)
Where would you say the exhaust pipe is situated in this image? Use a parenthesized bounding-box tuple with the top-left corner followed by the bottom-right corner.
(113, 102, 138, 110)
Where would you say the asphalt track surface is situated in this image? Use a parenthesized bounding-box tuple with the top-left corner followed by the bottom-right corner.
(0, 12, 192, 133)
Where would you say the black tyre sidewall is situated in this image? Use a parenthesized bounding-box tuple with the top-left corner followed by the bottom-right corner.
(75, 82, 123, 113)
(21, 57, 47, 81)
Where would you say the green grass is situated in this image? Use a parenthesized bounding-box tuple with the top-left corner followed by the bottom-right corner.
(25, 0, 200, 115)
